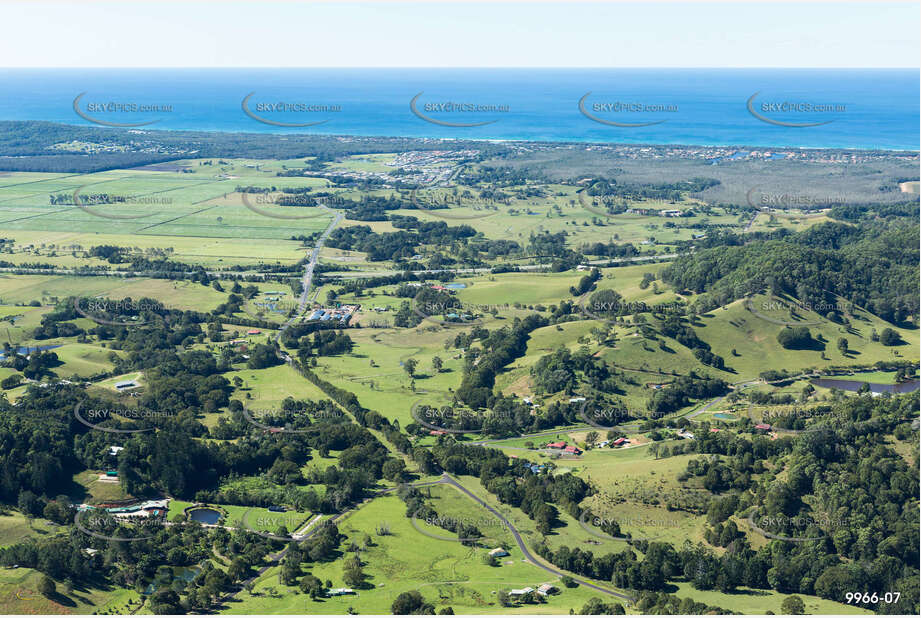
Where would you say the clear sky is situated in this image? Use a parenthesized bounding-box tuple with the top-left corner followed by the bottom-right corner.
(1, 1, 918, 68)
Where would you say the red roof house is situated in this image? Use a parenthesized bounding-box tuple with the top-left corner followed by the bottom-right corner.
(612, 437, 627, 446)
(564, 445, 582, 455)
(754, 423, 772, 431)
(546, 441, 567, 449)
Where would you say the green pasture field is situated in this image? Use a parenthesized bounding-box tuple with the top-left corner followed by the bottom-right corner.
(301, 452, 342, 475)
(667, 581, 871, 615)
(590, 263, 680, 307)
(312, 324, 470, 428)
(574, 449, 709, 544)
(0, 339, 113, 380)
(0, 511, 58, 548)
(401, 184, 734, 247)
(495, 319, 603, 398)
(440, 474, 621, 563)
(0, 274, 229, 314)
(325, 153, 400, 173)
(497, 313, 729, 414)
(224, 363, 331, 410)
(421, 483, 518, 548)
(2, 228, 309, 269)
(218, 475, 327, 503)
(694, 293, 920, 381)
(0, 166, 331, 255)
(829, 370, 904, 384)
(224, 492, 616, 615)
(318, 246, 381, 271)
(0, 566, 140, 616)
(454, 271, 583, 307)
(746, 210, 834, 234)
(0, 303, 49, 345)
(0, 367, 19, 387)
(49, 342, 118, 378)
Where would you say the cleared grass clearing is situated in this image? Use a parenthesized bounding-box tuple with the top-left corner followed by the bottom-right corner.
(500, 314, 727, 414)
(830, 370, 904, 384)
(325, 153, 399, 173)
(71, 470, 133, 505)
(746, 211, 833, 235)
(420, 484, 518, 548)
(575, 449, 709, 547)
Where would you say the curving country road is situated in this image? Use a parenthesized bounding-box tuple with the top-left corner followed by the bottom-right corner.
(439, 473, 636, 604)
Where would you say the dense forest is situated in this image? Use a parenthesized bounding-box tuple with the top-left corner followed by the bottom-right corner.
(662, 221, 920, 324)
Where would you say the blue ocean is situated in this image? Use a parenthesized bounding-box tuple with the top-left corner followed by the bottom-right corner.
(0, 68, 916, 150)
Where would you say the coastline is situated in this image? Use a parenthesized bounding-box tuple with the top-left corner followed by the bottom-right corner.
(2, 119, 917, 156)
